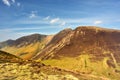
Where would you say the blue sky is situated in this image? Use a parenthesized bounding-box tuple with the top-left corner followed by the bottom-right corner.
(0, 0, 120, 41)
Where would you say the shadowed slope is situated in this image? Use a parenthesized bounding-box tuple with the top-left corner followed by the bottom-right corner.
(0, 50, 22, 63)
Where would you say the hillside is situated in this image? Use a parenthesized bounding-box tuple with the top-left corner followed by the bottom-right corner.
(0, 39, 14, 49)
(1, 61, 105, 80)
(34, 26, 120, 79)
(35, 26, 120, 62)
(1, 26, 120, 79)
(0, 50, 22, 63)
(0, 34, 54, 60)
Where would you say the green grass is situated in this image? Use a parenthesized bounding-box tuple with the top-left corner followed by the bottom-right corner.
(42, 54, 120, 80)
(1, 41, 46, 60)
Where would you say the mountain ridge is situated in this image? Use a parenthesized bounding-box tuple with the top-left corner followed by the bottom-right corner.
(34, 26, 120, 69)
(0, 26, 120, 79)
(0, 33, 53, 60)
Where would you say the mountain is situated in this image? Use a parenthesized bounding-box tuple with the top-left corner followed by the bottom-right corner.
(34, 26, 120, 79)
(0, 50, 22, 63)
(0, 34, 54, 60)
(35, 26, 120, 62)
(33, 28, 72, 59)
(1, 26, 120, 79)
(0, 39, 14, 49)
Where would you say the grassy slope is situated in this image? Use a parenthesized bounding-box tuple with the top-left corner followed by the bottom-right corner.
(42, 54, 120, 80)
(1, 42, 45, 60)
(0, 35, 53, 60)
(0, 62, 101, 80)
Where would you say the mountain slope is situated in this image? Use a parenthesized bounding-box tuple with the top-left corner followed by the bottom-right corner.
(33, 28, 72, 59)
(1, 26, 120, 79)
(35, 26, 120, 63)
(34, 26, 120, 79)
(0, 39, 14, 49)
(0, 50, 22, 63)
(0, 34, 53, 60)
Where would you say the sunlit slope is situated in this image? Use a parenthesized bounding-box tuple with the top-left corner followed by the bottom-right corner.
(36, 27, 120, 66)
(43, 55, 120, 80)
(35, 26, 120, 79)
(1, 34, 53, 60)
(2, 42, 44, 60)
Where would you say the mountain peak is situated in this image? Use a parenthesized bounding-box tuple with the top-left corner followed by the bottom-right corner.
(75, 26, 120, 32)
(46, 28, 72, 45)
(58, 28, 72, 34)
(75, 26, 105, 31)
(62, 28, 72, 31)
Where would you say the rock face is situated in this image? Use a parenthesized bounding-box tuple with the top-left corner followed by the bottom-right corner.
(35, 26, 120, 66)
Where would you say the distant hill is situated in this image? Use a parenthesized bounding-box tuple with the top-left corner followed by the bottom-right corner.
(11, 34, 47, 47)
(0, 50, 22, 63)
(0, 34, 54, 60)
(0, 34, 47, 47)
(0, 39, 14, 49)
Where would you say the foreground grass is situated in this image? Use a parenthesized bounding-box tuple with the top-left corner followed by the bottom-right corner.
(42, 55, 120, 80)
(0, 62, 80, 80)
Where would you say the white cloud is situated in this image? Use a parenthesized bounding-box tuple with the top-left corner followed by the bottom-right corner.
(50, 18, 60, 24)
(2, 0, 11, 6)
(2, 0, 21, 7)
(61, 21, 66, 26)
(17, 2, 20, 7)
(94, 20, 102, 25)
(44, 16, 50, 20)
(29, 11, 37, 18)
(29, 13, 36, 18)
